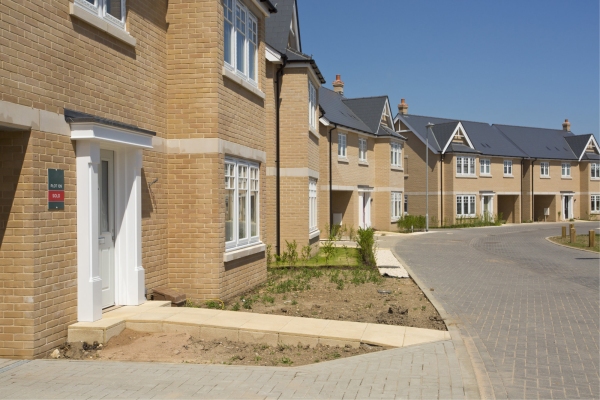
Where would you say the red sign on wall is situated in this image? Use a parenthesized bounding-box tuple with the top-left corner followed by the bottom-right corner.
(48, 191, 65, 202)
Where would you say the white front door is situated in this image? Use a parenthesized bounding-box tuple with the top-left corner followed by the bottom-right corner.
(482, 195, 493, 219)
(358, 191, 371, 229)
(99, 149, 115, 309)
(562, 195, 573, 220)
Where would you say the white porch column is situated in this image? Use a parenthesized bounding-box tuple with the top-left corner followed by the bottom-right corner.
(114, 148, 145, 305)
(76, 141, 102, 322)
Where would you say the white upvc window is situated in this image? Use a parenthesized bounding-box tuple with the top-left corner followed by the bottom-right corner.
(561, 162, 571, 177)
(503, 160, 513, 176)
(75, 0, 126, 29)
(591, 163, 599, 179)
(480, 159, 491, 175)
(591, 195, 600, 213)
(308, 81, 317, 130)
(391, 142, 401, 167)
(338, 133, 347, 158)
(404, 195, 408, 215)
(223, 0, 258, 84)
(456, 156, 475, 176)
(309, 179, 318, 232)
(225, 158, 260, 250)
(540, 162, 550, 177)
(456, 195, 476, 217)
(391, 192, 402, 221)
(359, 138, 367, 162)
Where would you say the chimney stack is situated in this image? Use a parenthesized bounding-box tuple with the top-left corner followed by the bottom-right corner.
(398, 98, 408, 115)
(562, 119, 571, 131)
(332, 74, 344, 95)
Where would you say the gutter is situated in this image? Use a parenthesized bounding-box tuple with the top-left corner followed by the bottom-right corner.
(531, 158, 537, 221)
(440, 153, 443, 226)
(275, 54, 288, 256)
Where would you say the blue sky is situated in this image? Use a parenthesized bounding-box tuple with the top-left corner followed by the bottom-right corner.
(297, 0, 599, 138)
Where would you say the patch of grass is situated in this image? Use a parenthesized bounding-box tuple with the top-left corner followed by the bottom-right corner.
(549, 234, 600, 253)
(291, 299, 298, 306)
(261, 295, 275, 304)
(281, 357, 293, 365)
(231, 302, 240, 311)
(271, 247, 360, 268)
(205, 300, 224, 310)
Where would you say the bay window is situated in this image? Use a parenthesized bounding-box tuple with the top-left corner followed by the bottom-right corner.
(225, 158, 260, 250)
(75, 0, 126, 28)
(480, 159, 490, 175)
(391, 192, 402, 221)
(456, 156, 475, 176)
(503, 160, 513, 176)
(561, 163, 571, 178)
(391, 142, 401, 167)
(456, 195, 476, 217)
(223, 0, 258, 83)
(309, 179, 317, 232)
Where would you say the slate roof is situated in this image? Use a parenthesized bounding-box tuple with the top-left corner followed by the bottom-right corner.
(265, 0, 295, 54)
(64, 109, 156, 136)
(320, 89, 405, 139)
(493, 125, 578, 160)
(563, 134, 594, 160)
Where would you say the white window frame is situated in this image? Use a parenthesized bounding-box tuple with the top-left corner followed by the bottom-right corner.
(479, 159, 491, 176)
(456, 156, 475, 176)
(540, 162, 550, 177)
(309, 179, 318, 233)
(591, 194, 600, 214)
(225, 158, 260, 251)
(338, 133, 347, 158)
(223, 0, 258, 84)
(456, 195, 476, 217)
(75, 0, 126, 29)
(308, 81, 317, 131)
(404, 195, 408, 215)
(359, 138, 367, 162)
(391, 192, 403, 221)
(561, 162, 571, 178)
(391, 142, 401, 167)
(503, 160, 513, 177)
(592, 163, 600, 180)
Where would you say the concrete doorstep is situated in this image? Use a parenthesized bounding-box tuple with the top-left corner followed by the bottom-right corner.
(68, 301, 450, 349)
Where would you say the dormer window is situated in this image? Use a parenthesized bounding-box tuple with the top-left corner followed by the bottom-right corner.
(223, 0, 258, 84)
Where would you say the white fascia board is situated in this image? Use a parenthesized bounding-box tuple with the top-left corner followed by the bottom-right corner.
(319, 116, 330, 127)
(70, 122, 153, 149)
(579, 135, 600, 161)
(441, 121, 474, 154)
(249, 0, 271, 16)
(336, 125, 372, 137)
(284, 63, 321, 87)
(379, 98, 394, 130)
(265, 44, 282, 63)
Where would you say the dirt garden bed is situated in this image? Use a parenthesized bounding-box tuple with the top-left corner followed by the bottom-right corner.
(53, 329, 386, 367)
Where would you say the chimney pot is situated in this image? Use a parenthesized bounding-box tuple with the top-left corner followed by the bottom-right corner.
(398, 98, 409, 115)
(332, 74, 344, 95)
(562, 119, 571, 131)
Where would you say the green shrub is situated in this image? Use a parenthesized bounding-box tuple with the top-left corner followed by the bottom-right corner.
(355, 227, 376, 268)
(397, 215, 427, 232)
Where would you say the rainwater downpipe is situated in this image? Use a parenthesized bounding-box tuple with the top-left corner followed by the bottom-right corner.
(531, 158, 536, 221)
(440, 153, 444, 226)
(275, 55, 288, 256)
(328, 124, 338, 236)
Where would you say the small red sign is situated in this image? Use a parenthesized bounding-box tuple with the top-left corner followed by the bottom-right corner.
(48, 190, 64, 202)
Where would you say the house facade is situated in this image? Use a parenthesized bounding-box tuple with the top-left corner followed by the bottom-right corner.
(0, 0, 277, 359)
(396, 102, 600, 225)
(319, 80, 406, 234)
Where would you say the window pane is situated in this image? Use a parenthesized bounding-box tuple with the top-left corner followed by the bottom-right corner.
(457, 158, 461, 174)
(470, 196, 475, 215)
(457, 197, 462, 215)
(99, 160, 109, 233)
(106, 0, 123, 21)
(235, 6, 246, 73)
(250, 192, 257, 237)
(224, 20, 232, 64)
(238, 193, 247, 239)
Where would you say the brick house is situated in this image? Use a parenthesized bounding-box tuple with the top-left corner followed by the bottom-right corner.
(395, 101, 600, 224)
(318, 78, 407, 233)
(0, 0, 277, 358)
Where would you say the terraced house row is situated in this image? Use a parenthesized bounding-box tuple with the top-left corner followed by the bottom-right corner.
(0, 0, 597, 360)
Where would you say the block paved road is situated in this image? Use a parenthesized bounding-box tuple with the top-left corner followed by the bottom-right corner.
(0, 340, 466, 399)
(391, 222, 600, 399)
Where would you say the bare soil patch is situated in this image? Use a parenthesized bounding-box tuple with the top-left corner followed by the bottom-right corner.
(190, 267, 446, 331)
(53, 329, 386, 367)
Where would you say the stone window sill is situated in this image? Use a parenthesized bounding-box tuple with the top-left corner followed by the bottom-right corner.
(359, 160, 369, 166)
(224, 243, 265, 263)
(561, 177, 572, 180)
(456, 175, 477, 179)
(309, 230, 320, 240)
(503, 175, 514, 178)
(540, 176, 551, 179)
(391, 166, 403, 172)
(309, 126, 319, 140)
(479, 174, 492, 178)
(222, 67, 266, 99)
(69, 3, 136, 47)
(338, 157, 349, 164)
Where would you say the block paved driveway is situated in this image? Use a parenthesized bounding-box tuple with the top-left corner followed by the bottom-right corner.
(0, 340, 466, 399)
(391, 222, 600, 399)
